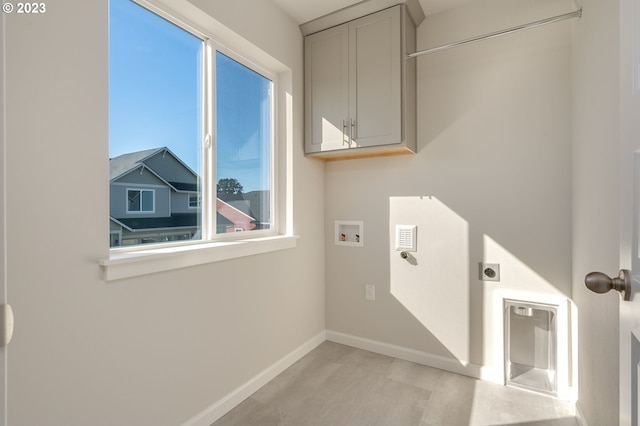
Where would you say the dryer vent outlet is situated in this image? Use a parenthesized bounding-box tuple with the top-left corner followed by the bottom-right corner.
(480, 263, 500, 281)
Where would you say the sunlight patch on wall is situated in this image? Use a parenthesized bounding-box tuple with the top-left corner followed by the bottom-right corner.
(389, 196, 470, 362)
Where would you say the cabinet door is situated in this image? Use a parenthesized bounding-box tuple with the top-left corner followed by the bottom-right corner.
(349, 7, 401, 148)
(305, 24, 350, 153)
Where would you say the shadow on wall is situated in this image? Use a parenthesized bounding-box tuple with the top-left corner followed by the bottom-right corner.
(389, 196, 573, 385)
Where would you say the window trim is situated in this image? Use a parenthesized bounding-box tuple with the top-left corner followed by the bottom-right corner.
(201, 42, 278, 242)
(100, 235, 298, 281)
(102, 0, 295, 280)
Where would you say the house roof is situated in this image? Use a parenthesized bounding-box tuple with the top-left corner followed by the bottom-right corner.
(218, 190, 269, 224)
(110, 148, 257, 232)
(110, 199, 253, 232)
(110, 212, 242, 232)
(168, 181, 199, 192)
(109, 147, 165, 181)
(216, 199, 255, 223)
(110, 147, 199, 187)
(112, 213, 198, 231)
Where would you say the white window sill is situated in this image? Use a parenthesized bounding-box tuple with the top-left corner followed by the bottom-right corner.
(99, 234, 299, 281)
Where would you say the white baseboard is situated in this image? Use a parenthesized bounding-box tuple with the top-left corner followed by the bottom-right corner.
(183, 329, 574, 426)
(181, 330, 326, 426)
(327, 331, 581, 402)
(325, 330, 487, 382)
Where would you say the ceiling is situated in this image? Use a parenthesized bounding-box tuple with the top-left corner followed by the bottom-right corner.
(270, 0, 481, 24)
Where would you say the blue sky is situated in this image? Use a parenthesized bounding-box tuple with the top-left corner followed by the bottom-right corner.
(109, 0, 271, 192)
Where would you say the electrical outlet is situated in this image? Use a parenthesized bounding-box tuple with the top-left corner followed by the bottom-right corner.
(365, 285, 375, 301)
(480, 263, 500, 281)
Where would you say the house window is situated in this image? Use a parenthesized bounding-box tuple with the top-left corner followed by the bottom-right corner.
(188, 193, 200, 208)
(127, 189, 154, 212)
(109, 0, 275, 249)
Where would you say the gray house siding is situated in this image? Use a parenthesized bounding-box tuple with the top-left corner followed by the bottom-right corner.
(110, 168, 172, 218)
(109, 184, 127, 218)
(171, 191, 198, 214)
(115, 168, 166, 186)
(143, 152, 197, 185)
(110, 183, 172, 218)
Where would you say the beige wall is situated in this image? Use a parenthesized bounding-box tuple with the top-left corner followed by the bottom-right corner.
(4, 1, 325, 425)
(325, 0, 573, 382)
(572, 0, 621, 423)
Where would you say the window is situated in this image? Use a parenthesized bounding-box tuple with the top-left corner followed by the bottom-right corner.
(127, 189, 154, 212)
(216, 52, 272, 233)
(109, 0, 274, 249)
(188, 193, 200, 208)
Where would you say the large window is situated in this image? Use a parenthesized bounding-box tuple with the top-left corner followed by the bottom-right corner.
(109, 0, 274, 248)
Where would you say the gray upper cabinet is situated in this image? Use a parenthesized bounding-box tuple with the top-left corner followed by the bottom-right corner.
(304, 5, 416, 160)
(305, 24, 350, 153)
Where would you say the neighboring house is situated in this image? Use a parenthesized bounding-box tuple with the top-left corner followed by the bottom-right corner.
(109, 147, 257, 247)
(217, 190, 271, 231)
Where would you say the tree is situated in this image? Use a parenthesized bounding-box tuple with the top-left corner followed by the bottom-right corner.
(217, 178, 243, 195)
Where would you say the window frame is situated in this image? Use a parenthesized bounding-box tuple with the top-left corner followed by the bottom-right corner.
(102, 0, 294, 280)
(109, 0, 278, 250)
(201, 40, 277, 243)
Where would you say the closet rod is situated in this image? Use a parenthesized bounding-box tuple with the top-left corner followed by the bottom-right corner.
(406, 8, 582, 59)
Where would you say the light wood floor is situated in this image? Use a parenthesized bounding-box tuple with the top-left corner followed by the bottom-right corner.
(212, 341, 577, 426)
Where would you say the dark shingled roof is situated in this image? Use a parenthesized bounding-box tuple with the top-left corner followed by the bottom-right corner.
(168, 181, 199, 192)
(109, 147, 165, 181)
(114, 213, 198, 230)
(113, 213, 233, 231)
